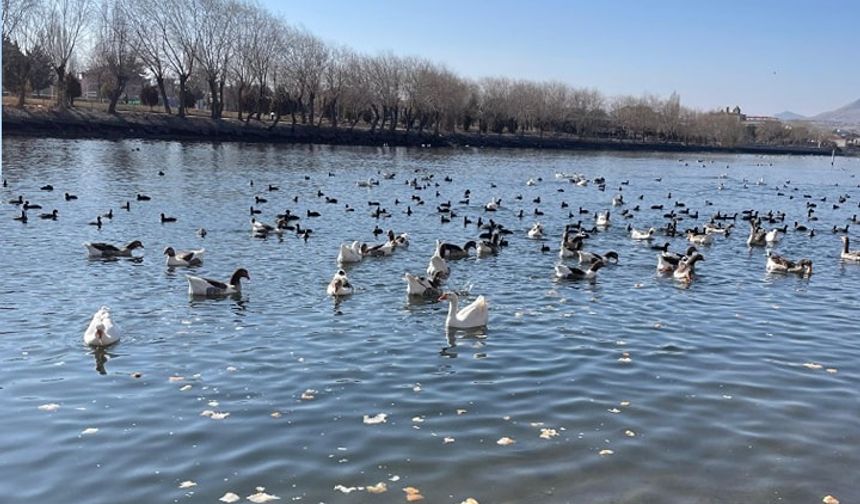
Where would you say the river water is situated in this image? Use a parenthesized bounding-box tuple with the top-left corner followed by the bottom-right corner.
(1, 138, 858, 503)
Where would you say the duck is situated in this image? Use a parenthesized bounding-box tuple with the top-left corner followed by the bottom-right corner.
(64, 192, 78, 201)
(578, 250, 619, 265)
(629, 225, 655, 240)
(840, 236, 860, 261)
(439, 292, 489, 328)
(438, 240, 477, 260)
(83, 306, 120, 347)
(186, 268, 249, 296)
(527, 222, 544, 238)
(673, 252, 705, 282)
(337, 241, 364, 264)
(326, 269, 354, 296)
(163, 247, 205, 267)
(484, 198, 501, 212)
(404, 271, 444, 297)
(83, 240, 144, 258)
(766, 252, 813, 276)
(8, 195, 24, 205)
(160, 213, 177, 223)
(136, 193, 151, 201)
(555, 261, 605, 280)
(39, 209, 59, 220)
(427, 250, 450, 278)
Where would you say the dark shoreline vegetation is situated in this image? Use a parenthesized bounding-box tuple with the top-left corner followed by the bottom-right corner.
(2, 108, 840, 157)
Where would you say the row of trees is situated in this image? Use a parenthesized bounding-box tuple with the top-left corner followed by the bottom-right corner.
(2, 0, 828, 147)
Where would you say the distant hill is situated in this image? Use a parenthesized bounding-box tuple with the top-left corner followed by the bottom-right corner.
(775, 111, 807, 121)
(813, 98, 860, 125)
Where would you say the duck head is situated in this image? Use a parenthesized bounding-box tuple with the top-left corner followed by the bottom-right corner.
(126, 240, 144, 250)
(163, 246, 176, 257)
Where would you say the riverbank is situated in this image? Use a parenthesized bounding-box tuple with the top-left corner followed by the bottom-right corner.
(2, 107, 840, 156)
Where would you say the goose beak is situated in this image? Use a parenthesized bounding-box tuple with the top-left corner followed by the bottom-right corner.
(438, 294, 448, 301)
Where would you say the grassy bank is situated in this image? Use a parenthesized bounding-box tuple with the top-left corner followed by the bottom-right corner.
(2, 105, 838, 157)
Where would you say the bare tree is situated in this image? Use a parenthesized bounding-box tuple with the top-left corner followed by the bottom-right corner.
(2, 0, 37, 41)
(125, 0, 171, 113)
(93, 0, 139, 114)
(41, 0, 91, 109)
(160, 1, 198, 117)
(194, 0, 234, 119)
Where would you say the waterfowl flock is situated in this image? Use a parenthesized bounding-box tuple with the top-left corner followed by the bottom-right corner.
(4, 153, 860, 348)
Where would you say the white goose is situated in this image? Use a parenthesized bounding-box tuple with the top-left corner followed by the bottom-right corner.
(595, 211, 610, 227)
(326, 269, 354, 296)
(337, 241, 364, 264)
(484, 198, 501, 211)
(765, 228, 782, 244)
(527, 222, 544, 239)
(164, 247, 204, 267)
(840, 236, 860, 261)
(629, 226, 655, 241)
(404, 272, 443, 297)
(84, 306, 121, 347)
(427, 250, 450, 278)
(439, 292, 488, 328)
(186, 268, 249, 296)
(555, 262, 604, 280)
(686, 230, 712, 246)
(84, 240, 144, 258)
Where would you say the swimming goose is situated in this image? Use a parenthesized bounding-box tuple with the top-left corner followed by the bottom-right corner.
(704, 222, 733, 235)
(578, 250, 618, 265)
(23, 201, 42, 210)
(484, 198, 501, 212)
(629, 226, 655, 240)
(39, 209, 58, 220)
(8, 195, 23, 205)
(84, 240, 144, 258)
(673, 253, 705, 282)
(13, 210, 27, 223)
(160, 213, 177, 223)
(427, 250, 450, 278)
(555, 261, 605, 280)
(766, 252, 813, 276)
(595, 211, 610, 227)
(337, 241, 364, 263)
(326, 269, 354, 296)
(186, 268, 249, 296)
(657, 246, 698, 273)
(362, 240, 394, 257)
(747, 222, 767, 246)
(164, 247, 205, 267)
(83, 306, 120, 347)
(686, 229, 712, 245)
(840, 236, 860, 261)
(764, 227, 783, 244)
(251, 218, 281, 237)
(439, 292, 489, 328)
(404, 271, 444, 297)
(527, 222, 544, 239)
(438, 240, 477, 260)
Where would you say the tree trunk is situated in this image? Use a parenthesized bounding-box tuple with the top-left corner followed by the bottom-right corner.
(54, 64, 67, 110)
(207, 76, 220, 119)
(155, 75, 171, 114)
(236, 82, 245, 121)
(217, 79, 225, 118)
(308, 92, 315, 125)
(107, 77, 128, 114)
(17, 87, 26, 108)
(178, 74, 188, 117)
(317, 97, 326, 127)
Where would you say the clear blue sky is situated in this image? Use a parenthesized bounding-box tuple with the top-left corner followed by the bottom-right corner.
(261, 0, 858, 117)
